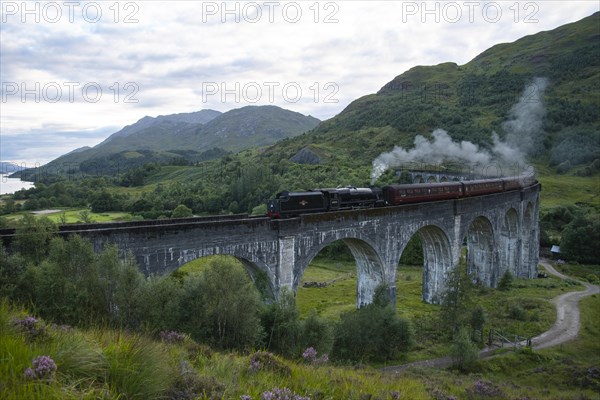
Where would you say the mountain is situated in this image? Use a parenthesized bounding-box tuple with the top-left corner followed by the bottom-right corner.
(0, 162, 25, 174)
(103, 109, 222, 142)
(23, 106, 319, 179)
(184, 106, 320, 152)
(258, 12, 599, 173)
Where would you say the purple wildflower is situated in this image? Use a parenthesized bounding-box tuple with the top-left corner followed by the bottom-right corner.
(21, 316, 38, 329)
(249, 358, 261, 372)
(159, 330, 185, 344)
(14, 316, 46, 341)
(24, 368, 35, 379)
(316, 353, 329, 365)
(240, 396, 252, 400)
(302, 347, 317, 363)
(261, 387, 309, 400)
(24, 355, 57, 380)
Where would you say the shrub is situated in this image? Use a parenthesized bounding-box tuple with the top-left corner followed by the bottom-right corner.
(261, 289, 301, 357)
(508, 303, 528, 321)
(450, 327, 479, 372)
(172, 204, 193, 218)
(331, 286, 414, 362)
(497, 270, 513, 291)
(560, 212, 600, 264)
(178, 258, 264, 350)
(298, 310, 333, 355)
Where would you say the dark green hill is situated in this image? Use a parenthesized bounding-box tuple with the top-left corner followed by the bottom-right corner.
(259, 12, 599, 171)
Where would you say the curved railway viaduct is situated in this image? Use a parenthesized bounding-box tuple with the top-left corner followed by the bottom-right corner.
(0, 183, 541, 307)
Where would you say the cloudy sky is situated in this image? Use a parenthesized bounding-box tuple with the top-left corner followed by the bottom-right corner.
(1, 1, 598, 166)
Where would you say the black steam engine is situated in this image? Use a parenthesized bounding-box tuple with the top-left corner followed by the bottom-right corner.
(267, 175, 536, 218)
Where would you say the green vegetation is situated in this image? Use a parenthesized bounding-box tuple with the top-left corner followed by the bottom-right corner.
(331, 286, 414, 362)
(1, 258, 597, 399)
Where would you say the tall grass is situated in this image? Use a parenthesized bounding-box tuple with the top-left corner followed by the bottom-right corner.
(0, 301, 177, 400)
(97, 331, 177, 399)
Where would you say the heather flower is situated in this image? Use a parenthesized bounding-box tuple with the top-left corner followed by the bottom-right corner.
(248, 351, 291, 376)
(302, 347, 317, 363)
(24, 355, 57, 380)
(14, 316, 47, 341)
(249, 358, 261, 372)
(160, 330, 185, 344)
(302, 347, 328, 366)
(469, 380, 503, 397)
(261, 387, 309, 400)
(24, 368, 35, 379)
(240, 396, 252, 400)
(316, 353, 329, 365)
(21, 316, 38, 329)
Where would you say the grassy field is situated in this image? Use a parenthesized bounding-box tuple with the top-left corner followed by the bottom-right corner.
(2, 209, 135, 224)
(297, 258, 585, 364)
(535, 163, 600, 211)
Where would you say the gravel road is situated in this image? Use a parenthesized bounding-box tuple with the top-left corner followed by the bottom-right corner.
(382, 259, 599, 373)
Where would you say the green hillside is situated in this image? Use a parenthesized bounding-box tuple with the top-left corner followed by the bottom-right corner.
(259, 12, 599, 170)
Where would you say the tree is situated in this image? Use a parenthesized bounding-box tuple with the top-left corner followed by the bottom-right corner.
(440, 266, 475, 337)
(261, 289, 301, 357)
(298, 310, 333, 355)
(560, 212, 600, 264)
(399, 235, 424, 266)
(78, 210, 93, 223)
(469, 306, 487, 343)
(331, 285, 414, 362)
(171, 204, 193, 219)
(91, 191, 118, 213)
(0, 244, 27, 300)
(450, 327, 480, 372)
(179, 258, 264, 350)
(14, 214, 57, 264)
(112, 253, 146, 328)
(497, 270, 513, 291)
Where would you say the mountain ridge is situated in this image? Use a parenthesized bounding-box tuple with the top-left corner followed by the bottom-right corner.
(22, 105, 320, 179)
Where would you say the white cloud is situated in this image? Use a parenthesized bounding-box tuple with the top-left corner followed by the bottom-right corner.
(1, 0, 598, 164)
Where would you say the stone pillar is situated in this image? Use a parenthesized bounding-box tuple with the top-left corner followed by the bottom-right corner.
(277, 236, 296, 298)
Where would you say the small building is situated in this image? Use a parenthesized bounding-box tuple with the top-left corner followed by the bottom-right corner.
(550, 245, 561, 259)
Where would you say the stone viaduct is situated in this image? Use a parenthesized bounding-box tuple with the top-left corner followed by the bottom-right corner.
(0, 183, 541, 307)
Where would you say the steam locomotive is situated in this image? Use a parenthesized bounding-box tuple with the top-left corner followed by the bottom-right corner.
(267, 175, 536, 218)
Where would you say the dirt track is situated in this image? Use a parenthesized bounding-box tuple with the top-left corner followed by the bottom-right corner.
(531, 260, 599, 350)
(382, 259, 599, 373)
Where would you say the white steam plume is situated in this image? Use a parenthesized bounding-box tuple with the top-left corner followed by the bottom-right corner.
(370, 77, 548, 184)
(499, 77, 549, 159)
